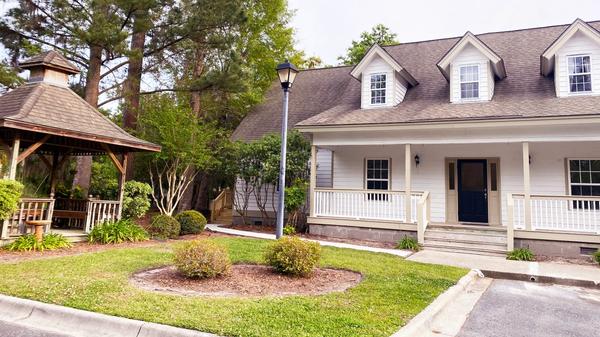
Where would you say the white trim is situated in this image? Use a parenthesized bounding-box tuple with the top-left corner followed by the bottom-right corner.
(567, 158, 600, 195)
(437, 31, 506, 81)
(541, 19, 600, 76)
(369, 73, 388, 105)
(350, 44, 418, 86)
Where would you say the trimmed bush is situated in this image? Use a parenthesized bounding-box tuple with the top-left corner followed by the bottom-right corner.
(264, 236, 321, 277)
(175, 210, 207, 235)
(6, 233, 72, 252)
(174, 240, 231, 279)
(593, 251, 600, 265)
(0, 179, 23, 220)
(88, 219, 149, 244)
(506, 248, 535, 261)
(396, 235, 421, 251)
(122, 181, 152, 219)
(148, 214, 180, 239)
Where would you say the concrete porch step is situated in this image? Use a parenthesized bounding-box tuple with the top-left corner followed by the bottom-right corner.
(428, 223, 507, 233)
(425, 229, 507, 244)
(423, 241, 507, 257)
(424, 237, 506, 249)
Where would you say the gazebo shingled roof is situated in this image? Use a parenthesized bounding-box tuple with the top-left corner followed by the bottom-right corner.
(0, 50, 160, 156)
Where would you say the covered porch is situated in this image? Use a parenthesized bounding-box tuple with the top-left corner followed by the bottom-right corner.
(303, 119, 600, 252)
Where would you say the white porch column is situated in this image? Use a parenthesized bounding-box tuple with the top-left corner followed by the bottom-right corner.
(522, 142, 532, 230)
(309, 145, 317, 217)
(8, 136, 20, 180)
(405, 144, 412, 223)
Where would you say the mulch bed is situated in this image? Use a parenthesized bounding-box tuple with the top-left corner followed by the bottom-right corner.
(0, 231, 231, 263)
(222, 224, 396, 249)
(131, 264, 363, 298)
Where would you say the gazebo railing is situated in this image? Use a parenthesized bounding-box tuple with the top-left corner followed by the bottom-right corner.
(84, 200, 121, 233)
(1, 198, 55, 239)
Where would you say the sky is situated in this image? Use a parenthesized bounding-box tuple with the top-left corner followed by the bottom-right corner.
(288, 0, 600, 65)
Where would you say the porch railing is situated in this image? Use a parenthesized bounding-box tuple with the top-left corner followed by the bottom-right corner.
(417, 191, 431, 244)
(509, 193, 600, 234)
(313, 188, 422, 223)
(1, 198, 55, 239)
(84, 200, 121, 233)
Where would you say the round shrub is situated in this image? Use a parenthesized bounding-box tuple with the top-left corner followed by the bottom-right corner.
(122, 181, 152, 219)
(174, 240, 231, 279)
(148, 214, 180, 239)
(264, 236, 321, 277)
(175, 210, 207, 235)
(0, 179, 23, 220)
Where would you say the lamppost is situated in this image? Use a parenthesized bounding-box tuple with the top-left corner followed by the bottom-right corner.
(275, 60, 299, 239)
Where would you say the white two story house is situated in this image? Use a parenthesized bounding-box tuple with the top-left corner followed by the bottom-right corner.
(232, 19, 600, 257)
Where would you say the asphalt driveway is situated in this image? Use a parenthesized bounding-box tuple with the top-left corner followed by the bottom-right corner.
(459, 279, 600, 337)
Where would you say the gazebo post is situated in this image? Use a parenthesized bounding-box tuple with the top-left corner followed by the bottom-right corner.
(8, 135, 20, 180)
(50, 152, 59, 195)
(117, 153, 129, 219)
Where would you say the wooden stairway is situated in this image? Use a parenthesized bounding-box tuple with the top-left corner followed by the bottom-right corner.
(213, 207, 233, 225)
(423, 223, 508, 256)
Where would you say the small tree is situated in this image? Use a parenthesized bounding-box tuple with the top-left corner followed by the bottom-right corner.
(138, 95, 218, 216)
(338, 24, 398, 65)
(285, 179, 308, 231)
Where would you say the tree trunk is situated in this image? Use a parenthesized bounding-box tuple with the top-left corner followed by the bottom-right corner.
(123, 11, 148, 181)
(72, 44, 102, 195)
(190, 38, 206, 117)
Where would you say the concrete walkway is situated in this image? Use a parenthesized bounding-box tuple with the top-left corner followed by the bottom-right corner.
(206, 224, 413, 258)
(408, 250, 600, 285)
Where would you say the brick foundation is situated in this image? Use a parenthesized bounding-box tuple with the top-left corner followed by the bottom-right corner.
(309, 224, 416, 243)
(515, 239, 600, 259)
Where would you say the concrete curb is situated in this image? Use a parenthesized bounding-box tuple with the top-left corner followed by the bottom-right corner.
(391, 269, 483, 337)
(0, 294, 218, 337)
(481, 269, 600, 289)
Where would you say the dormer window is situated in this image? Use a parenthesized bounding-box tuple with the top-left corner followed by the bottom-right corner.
(370, 74, 387, 104)
(568, 55, 592, 93)
(459, 65, 480, 100)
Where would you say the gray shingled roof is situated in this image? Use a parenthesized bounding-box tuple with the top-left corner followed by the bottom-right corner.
(233, 21, 600, 140)
(0, 82, 160, 152)
(19, 50, 80, 74)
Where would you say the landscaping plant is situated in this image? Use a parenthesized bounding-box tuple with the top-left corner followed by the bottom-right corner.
(264, 236, 321, 277)
(0, 179, 23, 220)
(148, 214, 180, 239)
(122, 181, 153, 219)
(174, 240, 231, 279)
(284, 179, 308, 232)
(283, 224, 296, 236)
(593, 250, 600, 265)
(88, 219, 149, 244)
(175, 210, 207, 235)
(6, 233, 71, 252)
(396, 235, 421, 251)
(506, 248, 535, 261)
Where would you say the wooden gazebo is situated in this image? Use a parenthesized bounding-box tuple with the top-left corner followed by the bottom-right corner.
(0, 51, 160, 241)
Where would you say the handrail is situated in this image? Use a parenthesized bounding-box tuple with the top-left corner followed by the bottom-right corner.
(84, 199, 120, 233)
(512, 194, 600, 201)
(417, 191, 430, 245)
(210, 188, 232, 222)
(1, 198, 55, 239)
(314, 187, 424, 194)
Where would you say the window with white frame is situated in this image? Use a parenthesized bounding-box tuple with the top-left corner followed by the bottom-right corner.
(568, 55, 592, 93)
(459, 65, 479, 99)
(568, 159, 600, 209)
(370, 74, 387, 104)
(366, 158, 389, 200)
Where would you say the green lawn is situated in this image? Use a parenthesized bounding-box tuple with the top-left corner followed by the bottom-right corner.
(0, 237, 466, 337)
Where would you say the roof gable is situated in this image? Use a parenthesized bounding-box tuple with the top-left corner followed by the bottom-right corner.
(350, 44, 418, 86)
(541, 18, 600, 76)
(437, 31, 506, 81)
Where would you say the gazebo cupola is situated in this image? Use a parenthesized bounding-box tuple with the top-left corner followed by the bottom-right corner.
(18, 50, 80, 86)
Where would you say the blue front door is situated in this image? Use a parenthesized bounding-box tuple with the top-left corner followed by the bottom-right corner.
(457, 159, 488, 223)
